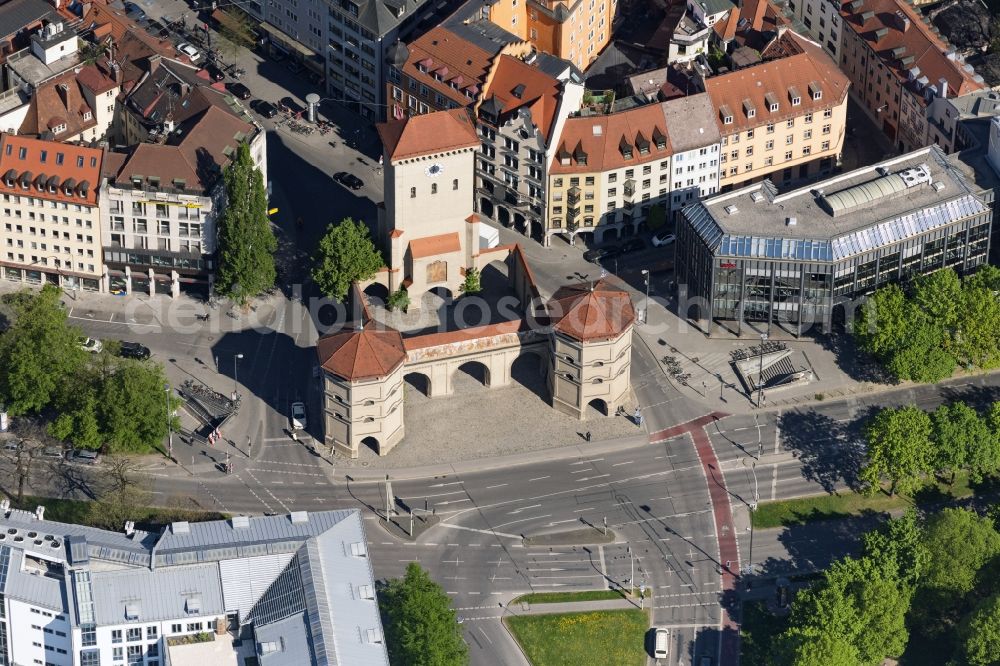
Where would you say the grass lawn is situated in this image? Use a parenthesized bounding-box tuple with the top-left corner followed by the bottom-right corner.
(511, 590, 627, 604)
(10, 496, 226, 530)
(740, 600, 787, 666)
(752, 471, 979, 529)
(506, 609, 648, 666)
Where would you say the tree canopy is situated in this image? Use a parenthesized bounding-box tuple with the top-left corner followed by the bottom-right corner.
(311, 217, 383, 301)
(853, 266, 1000, 381)
(215, 142, 277, 307)
(0, 285, 86, 414)
(770, 508, 1000, 666)
(379, 562, 468, 666)
(859, 405, 933, 496)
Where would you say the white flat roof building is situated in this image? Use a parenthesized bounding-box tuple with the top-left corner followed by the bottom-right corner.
(0, 505, 388, 666)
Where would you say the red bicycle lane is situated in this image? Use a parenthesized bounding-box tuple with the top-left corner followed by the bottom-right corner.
(650, 412, 741, 666)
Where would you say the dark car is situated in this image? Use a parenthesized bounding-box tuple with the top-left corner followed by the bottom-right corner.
(119, 342, 151, 360)
(124, 2, 146, 20)
(619, 238, 645, 253)
(583, 246, 619, 263)
(334, 172, 364, 190)
(256, 101, 278, 118)
(228, 82, 252, 100)
(205, 64, 226, 82)
(279, 96, 303, 114)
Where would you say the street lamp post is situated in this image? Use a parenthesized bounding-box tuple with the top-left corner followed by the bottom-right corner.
(641, 269, 650, 324)
(756, 333, 767, 407)
(743, 458, 759, 577)
(164, 383, 173, 460)
(233, 353, 244, 400)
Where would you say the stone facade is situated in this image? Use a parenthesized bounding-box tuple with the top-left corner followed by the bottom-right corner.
(323, 362, 405, 458)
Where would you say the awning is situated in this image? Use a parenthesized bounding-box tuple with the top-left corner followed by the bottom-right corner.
(258, 22, 315, 57)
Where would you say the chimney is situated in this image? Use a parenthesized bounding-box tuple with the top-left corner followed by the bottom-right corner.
(35, 505, 45, 521)
(895, 10, 910, 32)
(124, 520, 135, 536)
(938, 77, 948, 99)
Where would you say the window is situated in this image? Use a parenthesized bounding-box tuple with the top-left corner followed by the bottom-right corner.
(785, 151, 793, 160)
(803, 129, 812, 140)
(112, 630, 123, 643)
(823, 108, 833, 118)
(186, 623, 202, 632)
(786, 118, 795, 128)
(765, 140, 774, 150)
(802, 146, 812, 156)
(821, 140, 830, 150)
(127, 628, 142, 642)
(170, 624, 182, 634)
(804, 113, 813, 124)
(409, 187, 415, 198)
(452, 178, 458, 190)
(18, 147, 26, 159)
(431, 183, 437, 194)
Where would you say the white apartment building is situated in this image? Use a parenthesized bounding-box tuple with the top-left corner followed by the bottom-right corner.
(99, 106, 267, 298)
(0, 135, 104, 292)
(661, 95, 722, 219)
(0, 504, 388, 666)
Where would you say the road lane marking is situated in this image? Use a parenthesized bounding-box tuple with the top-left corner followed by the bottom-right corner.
(528, 476, 550, 481)
(493, 514, 552, 529)
(429, 481, 464, 488)
(437, 524, 522, 539)
(486, 484, 508, 489)
(611, 461, 634, 467)
(575, 474, 610, 482)
(507, 504, 542, 514)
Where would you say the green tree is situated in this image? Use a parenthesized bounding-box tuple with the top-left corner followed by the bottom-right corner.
(859, 406, 934, 496)
(861, 509, 928, 586)
(215, 143, 277, 308)
(777, 627, 860, 666)
(931, 402, 991, 484)
(960, 593, 1000, 666)
(885, 317, 955, 382)
(646, 204, 666, 231)
(921, 508, 1000, 598)
(958, 284, 1000, 369)
(460, 267, 481, 294)
(311, 218, 383, 301)
(387, 287, 410, 312)
(979, 401, 1000, 481)
(854, 283, 911, 359)
(0, 285, 86, 415)
(379, 562, 468, 666)
(913, 268, 963, 334)
(963, 263, 1000, 293)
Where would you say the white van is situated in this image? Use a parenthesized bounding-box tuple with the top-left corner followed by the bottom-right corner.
(654, 628, 669, 659)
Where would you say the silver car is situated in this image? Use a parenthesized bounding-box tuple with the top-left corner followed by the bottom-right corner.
(290, 402, 307, 430)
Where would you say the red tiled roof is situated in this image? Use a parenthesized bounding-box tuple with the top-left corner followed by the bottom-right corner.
(839, 0, 983, 102)
(317, 322, 406, 382)
(408, 232, 461, 259)
(0, 134, 103, 206)
(548, 280, 635, 342)
(402, 26, 493, 109)
(20, 70, 99, 139)
(705, 30, 850, 134)
(377, 108, 479, 162)
(402, 319, 526, 350)
(550, 102, 673, 175)
(483, 55, 563, 143)
(75, 64, 118, 95)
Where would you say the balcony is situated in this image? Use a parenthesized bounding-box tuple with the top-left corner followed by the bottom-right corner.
(567, 206, 581, 222)
(623, 179, 636, 198)
(567, 186, 581, 206)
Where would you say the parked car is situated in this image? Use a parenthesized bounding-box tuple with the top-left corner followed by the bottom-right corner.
(619, 238, 645, 253)
(177, 42, 202, 63)
(79, 337, 103, 353)
(290, 402, 307, 430)
(653, 627, 670, 659)
(333, 172, 364, 190)
(70, 450, 100, 464)
(39, 446, 64, 460)
(279, 96, 303, 114)
(119, 342, 151, 360)
(583, 246, 619, 263)
(124, 2, 146, 20)
(651, 231, 676, 247)
(228, 82, 252, 100)
(255, 101, 278, 118)
(144, 20, 169, 39)
(205, 63, 226, 82)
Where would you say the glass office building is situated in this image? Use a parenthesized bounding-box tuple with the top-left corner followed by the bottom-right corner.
(676, 145, 994, 336)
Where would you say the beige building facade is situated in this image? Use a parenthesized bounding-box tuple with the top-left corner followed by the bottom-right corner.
(0, 135, 104, 292)
(377, 109, 482, 304)
(706, 30, 850, 191)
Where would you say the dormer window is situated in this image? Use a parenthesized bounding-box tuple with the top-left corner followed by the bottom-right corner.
(809, 81, 823, 100)
(743, 99, 755, 119)
(765, 92, 779, 112)
(720, 104, 733, 125)
(789, 86, 802, 106)
(52, 123, 67, 134)
(83, 111, 92, 121)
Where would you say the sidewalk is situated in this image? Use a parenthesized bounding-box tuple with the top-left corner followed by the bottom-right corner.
(506, 598, 645, 615)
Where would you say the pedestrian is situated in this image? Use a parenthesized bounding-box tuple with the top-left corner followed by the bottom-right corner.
(291, 431, 298, 442)
(634, 407, 643, 426)
(585, 431, 592, 442)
